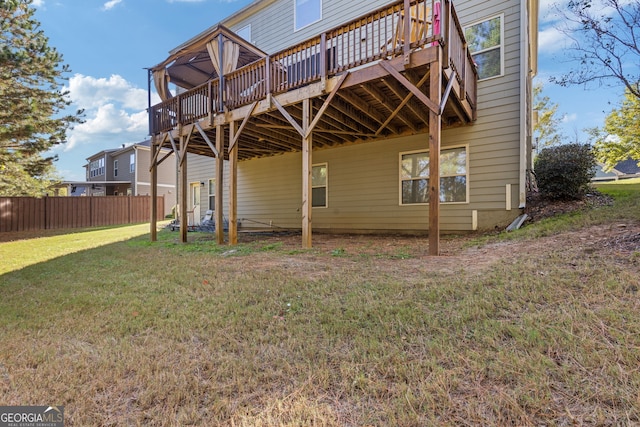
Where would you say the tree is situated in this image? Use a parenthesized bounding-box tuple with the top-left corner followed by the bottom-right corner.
(591, 86, 640, 170)
(0, 0, 83, 196)
(533, 83, 565, 149)
(551, 0, 640, 100)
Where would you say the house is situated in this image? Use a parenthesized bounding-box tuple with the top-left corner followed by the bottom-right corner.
(593, 158, 640, 181)
(147, 0, 539, 254)
(79, 140, 177, 214)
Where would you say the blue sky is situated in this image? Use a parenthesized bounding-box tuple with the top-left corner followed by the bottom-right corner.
(31, 0, 629, 180)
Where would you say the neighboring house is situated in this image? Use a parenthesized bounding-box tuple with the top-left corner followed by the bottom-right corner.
(593, 159, 640, 181)
(147, 0, 539, 253)
(81, 140, 177, 214)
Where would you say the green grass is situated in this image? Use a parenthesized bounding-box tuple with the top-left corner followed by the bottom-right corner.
(1, 183, 639, 426)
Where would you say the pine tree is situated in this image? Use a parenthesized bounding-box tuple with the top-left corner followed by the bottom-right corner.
(0, 0, 83, 196)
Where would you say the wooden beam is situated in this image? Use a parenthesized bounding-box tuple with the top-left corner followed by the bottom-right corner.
(150, 137, 158, 242)
(301, 98, 312, 248)
(375, 70, 431, 135)
(179, 134, 188, 243)
(228, 121, 238, 245)
(428, 56, 442, 256)
(195, 122, 218, 157)
(168, 133, 180, 164)
(155, 150, 174, 167)
(272, 97, 304, 137)
(229, 101, 258, 151)
(179, 125, 194, 167)
(379, 61, 440, 115)
(337, 90, 399, 134)
(215, 124, 224, 245)
(361, 83, 417, 132)
(305, 72, 349, 139)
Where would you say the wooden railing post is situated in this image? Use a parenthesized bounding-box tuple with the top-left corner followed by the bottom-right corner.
(403, 0, 411, 64)
(265, 55, 271, 95)
(320, 33, 327, 83)
(218, 34, 225, 113)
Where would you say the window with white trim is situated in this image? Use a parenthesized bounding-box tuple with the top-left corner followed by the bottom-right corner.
(312, 163, 327, 208)
(295, 0, 322, 31)
(129, 153, 135, 173)
(400, 147, 468, 204)
(114, 160, 118, 177)
(208, 178, 216, 210)
(236, 25, 251, 42)
(464, 15, 503, 80)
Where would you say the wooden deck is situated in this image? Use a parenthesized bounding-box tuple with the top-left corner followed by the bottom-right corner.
(148, 0, 478, 254)
(149, 0, 476, 160)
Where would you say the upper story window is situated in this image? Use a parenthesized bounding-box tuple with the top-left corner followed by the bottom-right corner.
(114, 160, 118, 177)
(464, 14, 503, 80)
(400, 146, 468, 204)
(129, 153, 135, 173)
(89, 158, 105, 178)
(312, 163, 327, 208)
(295, 0, 322, 31)
(236, 25, 251, 42)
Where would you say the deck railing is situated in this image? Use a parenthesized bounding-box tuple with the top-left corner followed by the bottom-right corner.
(150, 0, 476, 135)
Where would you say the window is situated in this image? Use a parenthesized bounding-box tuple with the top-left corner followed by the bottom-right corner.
(208, 179, 216, 210)
(400, 147, 467, 204)
(129, 153, 135, 173)
(236, 25, 251, 42)
(312, 163, 327, 208)
(89, 158, 105, 177)
(295, 0, 321, 31)
(464, 15, 503, 80)
(114, 160, 118, 177)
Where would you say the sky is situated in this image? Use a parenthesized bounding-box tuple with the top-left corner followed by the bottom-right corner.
(30, 0, 632, 181)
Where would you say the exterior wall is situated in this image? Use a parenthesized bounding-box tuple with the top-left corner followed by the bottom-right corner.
(182, 0, 532, 233)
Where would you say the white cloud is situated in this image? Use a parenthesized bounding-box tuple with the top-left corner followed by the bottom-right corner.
(32, 0, 45, 7)
(538, 26, 571, 54)
(67, 74, 147, 110)
(562, 113, 578, 123)
(102, 0, 123, 11)
(61, 74, 151, 152)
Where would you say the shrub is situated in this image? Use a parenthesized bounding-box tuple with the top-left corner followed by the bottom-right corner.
(534, 144, 596, 200)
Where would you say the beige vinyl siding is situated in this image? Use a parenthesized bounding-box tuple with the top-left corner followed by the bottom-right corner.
(177, 0, 530, 232)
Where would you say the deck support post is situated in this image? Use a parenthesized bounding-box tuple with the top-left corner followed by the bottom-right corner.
(301, 98, 313, 248)
(179, 134, 188, 243)
(428, 54, 442, 256)
(150, 137, 158, 242)
(228, 121, 238, 245)
(215, 125, 225, 245)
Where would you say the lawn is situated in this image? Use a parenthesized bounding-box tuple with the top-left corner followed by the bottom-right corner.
(0, 183, 639, 426)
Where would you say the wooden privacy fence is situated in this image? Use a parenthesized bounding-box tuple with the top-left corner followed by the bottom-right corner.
(0, 196, 165, 233)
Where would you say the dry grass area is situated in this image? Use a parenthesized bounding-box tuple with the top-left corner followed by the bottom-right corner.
(1, 187, 639, 426)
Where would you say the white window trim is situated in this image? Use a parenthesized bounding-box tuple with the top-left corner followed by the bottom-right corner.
(312, 162, 328, 208)
(398, 145, 469, 206)
(129, 153, 135, 173)
(208, 178, 216, 210)
(464, 13, 505, 81)
(294, 0, 322, 32)
(114, 159, 118, 177)
(236, 24, 251, 42)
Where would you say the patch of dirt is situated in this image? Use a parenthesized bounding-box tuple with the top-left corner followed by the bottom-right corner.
(221, 190, 637, 279)
(524, 190, 614, 222)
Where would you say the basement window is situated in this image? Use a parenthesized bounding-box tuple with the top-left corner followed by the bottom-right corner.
(400, 146, 468, 204)
(464, 14, 504, 80)
(312, 163, 327, 208)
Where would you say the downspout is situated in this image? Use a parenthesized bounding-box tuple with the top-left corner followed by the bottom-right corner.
(518, 0, 529, 208)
